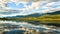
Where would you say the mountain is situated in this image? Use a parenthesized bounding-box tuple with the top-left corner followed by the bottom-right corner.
(47, 11, 60, 15)
(0, 11, 60, 26)
(4, 11, 60, 18)
(5, 13, 44, 18)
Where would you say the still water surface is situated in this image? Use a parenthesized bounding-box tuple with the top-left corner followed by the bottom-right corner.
(0, 20, 60, 34)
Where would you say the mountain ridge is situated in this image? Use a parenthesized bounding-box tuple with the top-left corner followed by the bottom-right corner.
(5, 11, 60, 18)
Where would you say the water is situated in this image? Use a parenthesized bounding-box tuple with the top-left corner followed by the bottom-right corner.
(0, 20, 60, 34)
(6, 30, 25, 34)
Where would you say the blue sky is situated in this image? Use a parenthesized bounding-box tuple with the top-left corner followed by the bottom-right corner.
(7, 2, 32, 9)
(0, 0, 60, 17)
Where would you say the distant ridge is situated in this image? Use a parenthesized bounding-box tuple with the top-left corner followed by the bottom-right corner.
(5, 13, 44, 18)
(5, 11, 60, 18)
(47, 11, 60, 15)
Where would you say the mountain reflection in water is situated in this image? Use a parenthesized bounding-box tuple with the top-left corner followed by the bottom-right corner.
(0, 20, 60, 34)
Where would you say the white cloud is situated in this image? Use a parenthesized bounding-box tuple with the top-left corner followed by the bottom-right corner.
(0, 0, 60, 17)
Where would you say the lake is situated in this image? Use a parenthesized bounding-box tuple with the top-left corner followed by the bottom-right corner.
(0, 20, 60, 34)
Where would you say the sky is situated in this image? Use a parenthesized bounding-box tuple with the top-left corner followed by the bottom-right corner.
(0, 0, 60, 17)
